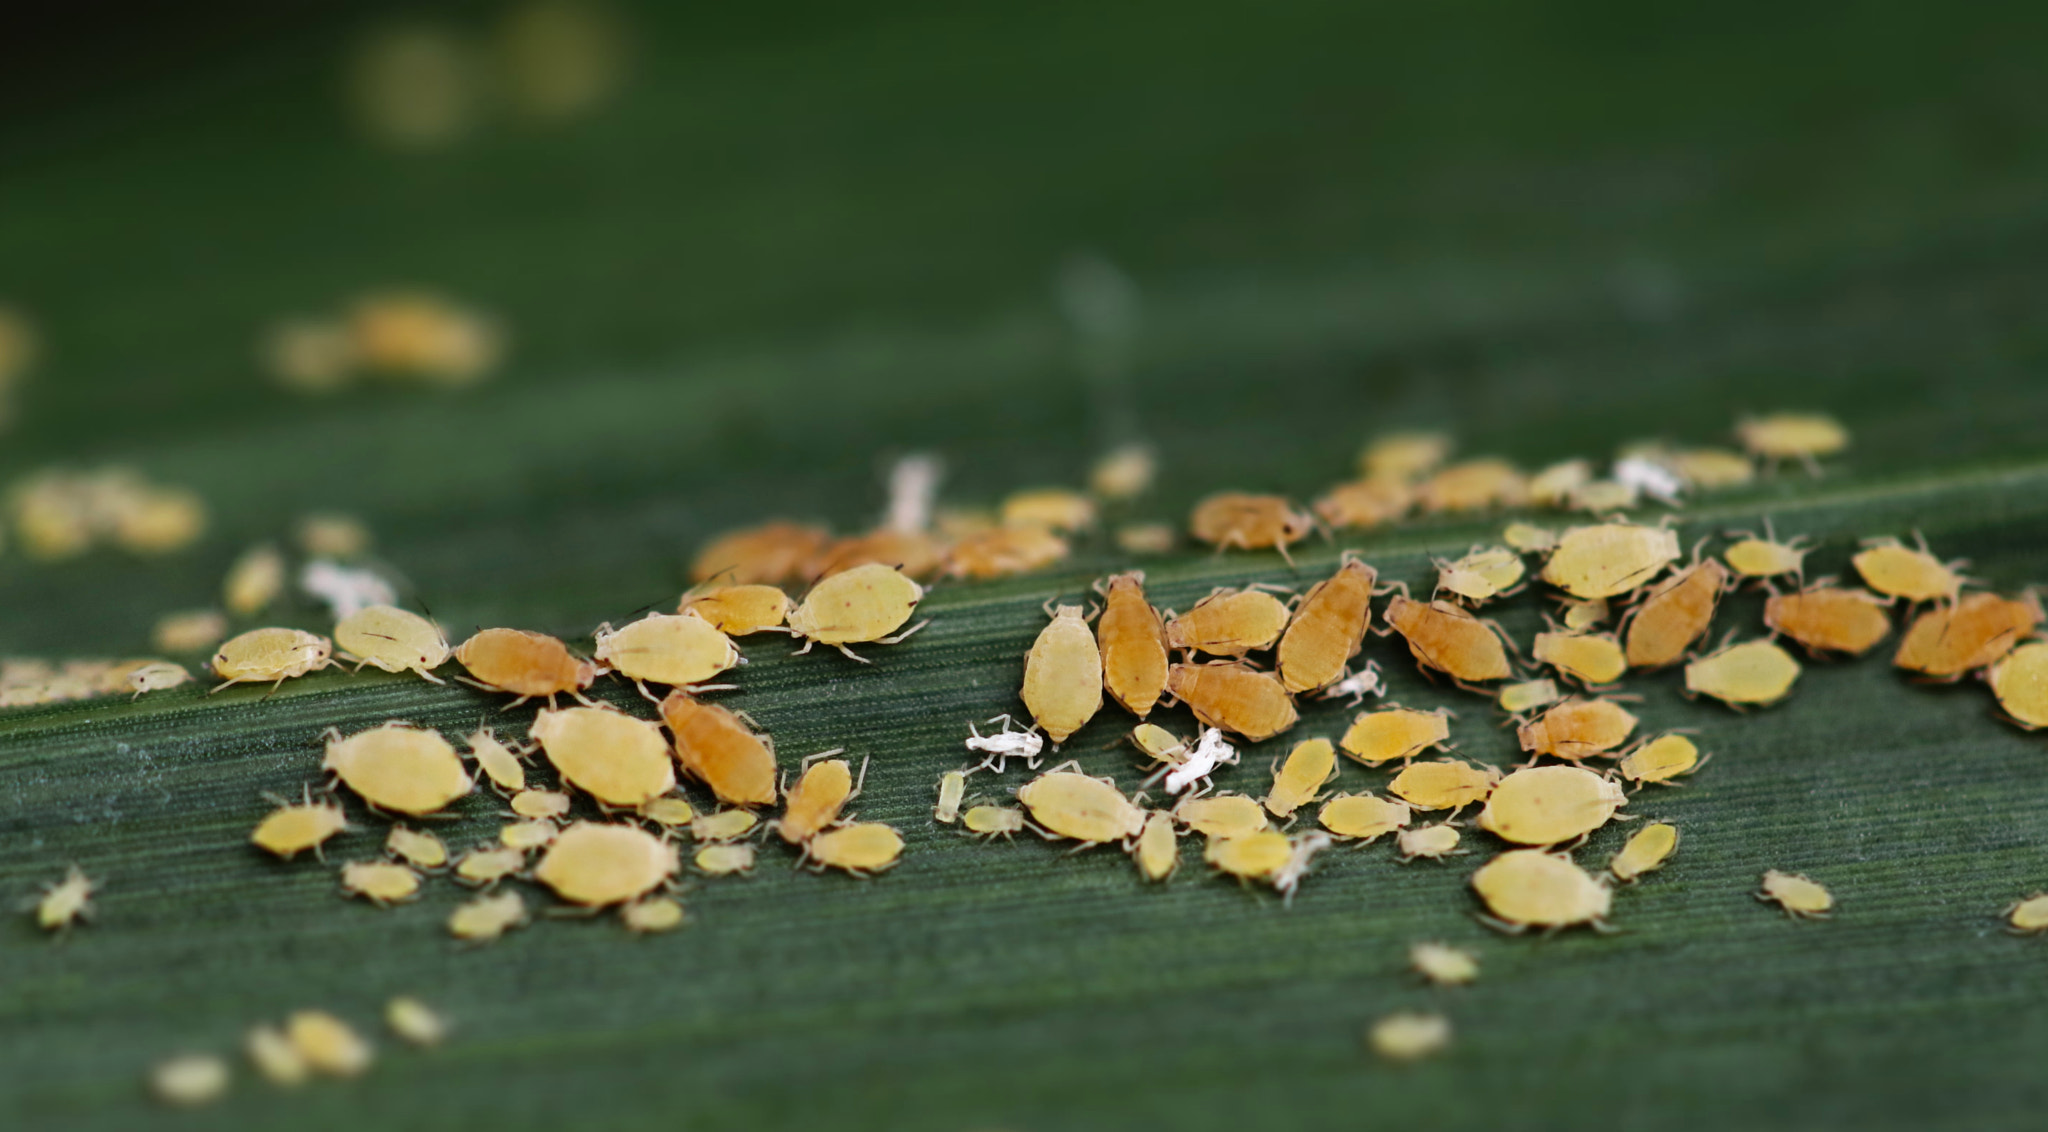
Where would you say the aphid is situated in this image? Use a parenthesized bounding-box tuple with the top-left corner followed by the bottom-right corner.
(662, 692, 779, 807)
(322, 721, 473, 815)
(1853, 535, 1967, 604)
(1608, 822, 1679, 882)
(1475, 765, 1628, 846)
(1388, 759, 1501, 812)
(297, 513, 372, 558)
(1757, 869, 1833, 918)
(1368, 1012, 1451, 1063)
(692, 809, 760, 842)
(622, 896, 689, 932)
(2004, 893, 2048, 934)
(1895, 592, 2043, 679)
(153, 609, 228, 654)
(1416, 458, 1528, 513)
(1315, 663, 1387, 708)
(1204, 829, 1292, 882)
(384, 997, 447, 1046)
(1272, 831, 1334, 899)
(349, 290, 499, 381)
(1174, 793, 1270, 840)
(1023, 603, 1103, 744)
(224, 543, 286, 615)
(964, 714, 1046, 773)
(509, 788, 573, 821)
(1723, 524, 1811, 582)
(1359, 431, 1452, 482)
(1531, 630, 1627, 687)
(246, 1024, 308, 1086)
(1528, 459, 1593, 509)
(802, 822, 905, 875)
(1339, 705, 1454, 767)
(944, 525, 1070, 579)
(533, 822, 680, 906)
(1569, 480, 1637, 514)
(1670, 447, 1755, 488)
(963, 805, 1026, 839)
(1380, 593, 1514, 685)
(786, 562, 928, 662)
(1166, 661, 1298, 742)
(694, 843, 758, 875)
(1018, 764, 1146, 844)
(1157, 727, 1237, 795)
(1612, 454, 1687, 507)
(1503, 522, 1558, 554)
(590, 613, 742, 697)
(1397, 822, 1462, 861)
(252, 793, 349, 859)
(934, 770, 967, 824)
(1090, 444, 1156, 500)
(1277, 557, 1376, 695)
(1685, 638, 1801, 707)
(126, 661, 192, 698)
(1560, 597, 1608, 631)
(1114, 523, 1176, 555)
(1166, 587, 1291, 658)
(499, 820, 559, 851)
(1517, 697, 1638, 760)
(638, 795, 696, 828)
(448, 890, 529, 943)
(1764, 585, 1892, 657)
(679, 583, 791, 637)
(454, 846, 528, 887)
(454, 628, 599, 708)
(1187, 492, 1314, 563)
(1410, 941, 1479, 986)
(884, 451, 944, 538)
(151, 1054, 230, 1106)
(385, 826, 447, 870)
(806, 529, 945, 582)
(1540, 522, 1681, 600)
(334, 605, 450, 683)
(210, 627, 334, 693)
(300, 560, 398, 620)
(34, 866, 94, 931)
(1317, 793, 1412, 842)
(775, 753, 860, 843)
(1990, 642, 2048, 729)
(1497, 678, 1562, 717)
(690, 521, 829, 586)
(1001, 488, 1097, 532)
(530, 705, 675, 808)
(1264, 737, 1338, 818)
(1314, 477, 1413, 529)
(1735, 412, 1848, 470)
(1131, 811, 1179, 881)
(1616, 733, 1707, 787)
(338, 861, 421, 905)
(1471, 849, 1613, 932)
(1435, 546, 1525, 605)
(1621, 558, 1730, 669)
(466, 727, 528, 793)
(287, 1010, 374, 1078)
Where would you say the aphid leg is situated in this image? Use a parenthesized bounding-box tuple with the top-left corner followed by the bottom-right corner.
(499, 695, 534, 713)
(632, 679, 662, 705)
(259, 677, 290, 701)
(1274, 540, 1297, 569)
(831, 644, 873, 664)
(876, 619, 930, 646)
(412, 667, 449, 685)
(1473, 912, 1527, 936)
(453, 674, 498, 694)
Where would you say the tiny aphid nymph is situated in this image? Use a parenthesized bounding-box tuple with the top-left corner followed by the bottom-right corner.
(1397, 822, 1462, 861)
(286, 1010, 374, 1078)
(467, 726, 528, 793)
(34, 866, 95, 931)
(385, 825, 448, 870)
(1369, 1012, 1451, 1063)
(1616, 732, 1707, 787)
(252, 792, 349, 860)
(964, 714, 1046, 773)
(339, 860, 421, 905)
(448, 890, 528, 943)
(1389, 759, 1501, 813)
(385, 996, 448, 1046)
(1410, 942, 1478, 986)
(1609, 822, 1679, 882)
(775, 752, 861, 844)
(1317, 793, 1412, 842)
(933, 770, 967, 824)
(1264, 737, 1339, 819)
(1853, 534, 1966, 605)
(1757, 869, 1832, 918)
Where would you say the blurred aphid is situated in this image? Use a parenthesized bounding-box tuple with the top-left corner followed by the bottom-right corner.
(1620, 558, 1730, 669)
(934, 507, 999, 541)
(805, 529, 945, 582)
(251, 792, 348, 860)
(945, 524, 1070, 578)
(1188, 493, 1313, 563)
(786, 563, 928, 662)
(881, 453, 942, 535)
(1722, 521, 1811, 583)
(591, 612, 741, 697)
(1114, 523, 1176, 555)
(150, 1054, 230, 1107)
(347, 23, 479, 149)
(1090, 444, 1156, 500)
(454, 846, 527, 887)
(448, 890, 528, 943)
(153, 610, 228, 654)
(495, 0, 629, 123)
(385, 997, 448, 1046)
(246, 1025, 308, 1087)
(34, 866, 95, 931)
(1359, 431, 1452, 483)
(1204, 829, 1291, 883)
(1516, 697, 1639, 761)
(0, 304, 38, 418)
(1569, 479, 1638, 514)
(1472, 850, 1612, 932)
(679, 583, 791, 636)
(1685, 638, 1801, 707)
(1317, 793, 1411, 842)
(1314, 476, 1413, 529)
(531, 705, 675, 809)
(224, 544, 287, 615)
(774, 753, 859, 844)
(1853, 535, 1967, 604)
(2006, 894, 2048, 934)
(693, 843, 756, 875)
(1609, 822, 1679, 883)
(296, 514, 372, 558)
(1130, 810, 1179, 882)
(1173, 793, 1268, 840)
(1616, 733, 1706, 787)
(802, 822, 905, 875)
(1612, 455, 1687, 506)
(637, 795, 695, 829)
(106, 483, 207, 555)
(1002, 488, 1097, 533)
(1018, 764, 1145, 844)
(1540, 522, 1681, 600)
(1502, 522, 1558, 554)
(1022, 604, 1102, 745)
(1531, 630, 1626, 688)
(1388, 758, 1501, 812)
(622, 896, 689, 931)
(211, 628, 334, 692)
(349, 291, 501, 385)
(1165, 587, 1290, 658)
(454, 628, 598, 708)
(1496, 678, 1561, 718)
(509, 788, 573, 821)
(534, 822, 678, 906)
(1264, 737, 1339, 819)
(1667, 447, 1754, 489)
(1381, 593, 1514, 684)
(1416, 458, 1527, 513)
(691, 521, 829, 586)
(336, 604, 450, 680)
(933, 770, 966, 824)
(1736, 412, 1848, 473)
(1339, 704, 1453, 767)
(1369, 1013, 1451, 1063)
(1434, 546, 1524, 605)
(10, 472, 93, 559)
(1527, 459, 1592, 509)
(1410, 942, 1479, 986)
(1764, 585, 1892, 657)
(498, 820, 558, 851)
(1757, 869, 1833, 918)
(1476, 765, 1627, 846)
(385, 826, 448, 870)
(663, 692, 779, 807)
(1894, 592, 2042, 680)
(263, 318, 358, 394)
(323, 722, 473, 815)
(127, 660, 193, 698)
(1159, 728, 1237, 796)
(1096, 572, 1169, 718)
(338, 861, 421, 905)
(1166, 661, 1297, 742)
(301, 559, 398, 620)
(1275, 556, 1375, 695)
(1396, 822, 1462, 861)
(963, 804, 1025, 839)
(1989, 642, 2048, 729)
(963, 714, 1045, 773)
(286, 1011, 374, 1078)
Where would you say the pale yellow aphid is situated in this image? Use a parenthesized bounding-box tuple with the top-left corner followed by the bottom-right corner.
(499, 820, 559, 851)
(1131, 811, 1178, 881)
(1735, 412, 1849, 467)
(692, 809, 759, 842)
(465, 727, 528, 793)
(1528, 458, 1592, 508)
(1757, 869, 1833, 918)
(1990, 642, 2048, 729)
(384, 996, 447, 1046)
(638, 795, 696, 827)
(1001, 487, 1098, 532)
(1314, 477, 1413, 530)
(1360, 430, 1452, 482)
(1723, 532, 1810, 581)
(592, 612, 741, 695)
(111, 487, 204, 553)
(1435, 546, 1526, 604)
(622, 896, 689, 932)
(1471, 849, 1613, 931)
(287, 1010, 373, 1078)
(1616, 733, 1706, 787)
(1560, 597, 1608, 631)
(252, 794, 349, 859)
(1174, 793, 1270, 840)
(297, 513, 372, 558)
(34, 865, 95, 931)
(775, 754, 859, 843)
(1165, 588, 1291, 657)
(1660, 446, 1751, 488)
(1685, 638, 1801, 707)
(1475, 765, 1627, 846)
(1091, 444, 1157, 499)
(126, 661, 192, 698)
(1853, 535, 1966, 604)
(679, 583, 792, 637)
(531, 704, 675, 808)
(1115, 523, 1176, 554)
(1388, 759, 1501, 812)
(264, 316, 354, 393)
(1517, 697, 1639, 761)
(246, 1024, 307, 1087)
(1609, 822, 1679, 882)
(534, 822, 680, 906)
(1317, 793, 1412, 842)
(2005, 894, 2048, 934)
(694, 843, 757, 875)
(153, 609, 228, 654)
(1264, 737, 1339, 818)
(448, 890, 528, 943)
(786, 562, 928, 662)
(1497, 678, 1562, 717)
(1018, 765, 1145, 843)
(1531, 631, 1627, 688)
(1410, 942, 1479, 986)
(224, 543, 286, 615)
(510, 788, 573, 820)
(1369, 1012, 1451, 1063)
(385, 825, 447, 870)
(1339, 705, 1453, 767)
(1541, 522, 1681, 600)
(455, 846, 528, 887)
(963, 804, 1026, 839)
(1204, 829, 1292, 882)
(803, 822, 905, 875)
(1023, 603, 1103, 745)
(338, 861, 421, 905)
(334, 604, 451, 681)
(151, 1053, 230, 1107)
(934, 770, 967, 824)
(1129, 723, 1190, 768)
(210, 627, 334, 692)
(1570, 480, 1637, 514)
(1397, 822, 1462, 861)
(1417, 458, 1528, 513)
(322, 722, 473, 815)
(1503, 522, 1559, 554)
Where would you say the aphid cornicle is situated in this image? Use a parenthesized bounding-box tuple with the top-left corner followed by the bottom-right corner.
(1540, 522, 1681, 600)
(679, 583, 792, 637)
(1339, 705, 1454, 767)
(1317, 793, 1412, 842)
(1022, 604, 1103, 745)
(690, 521, 830, 586)
(1757, 869, 1833, 918)
(334, 604, 451, 682)
(1264, 737, 1338, 818)
(1764, 585, 1893, 657)
(1609, 822, 1679, 882)
(252, 792, 349, 859)
(533, 822, 680, 907)
(1471, 849, 1612, 932)
(786, 562, 928, 663)
(1517, 697, 1638, 760)
(1174, 793, 1270, 839)
(322, 722, 473, 815)
(454, 628, 599, 708)
(1388, 758, 1501, 812)
(1397, 822, 1462, 861)
(803, 822, 905, 875)
(1616, 732, 1707, 787)
(591, 612, 742, 698)
(1685, 638, 1801, 707)
(1165, 587, 1291, 658)
(34, 866, 95, 931)
(1853, 534, 1966, 604)
(1096, 572, 1169, 718)
(1131, 810, 1179, 881)
(1621, 557, 1730, 669)
(338, 861, 421, 905)
(944, 525, 1070, 579)
(1475, 765, 1627, 846)
(1989, 642, 2048, 729)
(1895, 592, 2043, 680)
(1380, 593, 1514, 685)
(530, 704, 676, 808)
(775, 753, 859, 843)
(1531, 630, 1627, 688)
(1277, 556, 1377, 695)
(210, 627, 334, 693)
(1017, 764, 1146, 844)
(1166, 661, 1298, 742)
(448, 890, 528, 943)
(1187, 493, 1314, 563)
(1369, 1012, 1451, 1063)
(662, 692, 779, 807)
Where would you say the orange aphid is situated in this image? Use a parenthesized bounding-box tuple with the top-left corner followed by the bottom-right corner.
(679, 584, 791, 636)
(1381, 593, 1514, 684)
(1415, 459, 1527, 514)
(1277, 557, 1377, 695)
(661, 692, 778, 807)
(1517, 697, 1638, 761)
(1188, 493, 1314, 563)
(1359, 431, 1452, 482)
(1165, 588, 1291, 658)
(1853, 536, 1967, 604)
(690, 521, 829, 585)
(454, 628, 598, 708)
(1620, 558, 1730, 669)
(943, 524, 1070, 579)
(1166, 661, 1299, 742)
(1314, 478, 1413, 529)
(1095, 572, 1169, 718)
(1765, 586, 1892, 657)
(1894, 592, 2042, 680)
(805, 529, 946, 582)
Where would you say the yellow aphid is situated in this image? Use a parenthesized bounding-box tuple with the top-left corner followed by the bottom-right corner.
(348, 291, 499, 382)
(150, 1054, 230, 1106)
(1001, 488, 1097, 532)
(803, 822, 905, 875)
(1528, 458, 1593, 509)
(454, 628, 599, 708)
(534, 822, 679, 906)
(1517, 697, 1638, 760)
(1685, 638, 1801, 707)
(1757, 869, 1833, 918)
(1131, 811, 1179, 881)
(1570, 480, 1638, 514)
(694, 843, 757, 875)
(963, 804, 1025, 839)
(322, 722, 473, 815)
(1174, 793, 1270, 839)
(592, 612, 741, 694)
(510, 788, 573, 821)
(384, 997, 446, 1046)
(1369, 1012, 1451, 1063)
(1339, 705, 1454, 767)
(296, 513, 372, 558)
(531, 705, 675, 808)
(224, 543, 286, 615)
(1277, 557, 1377, 694)
(776, 754, 859, 843)
(34, 866, 95, 931)
(2005, 894, 2048, 934)
(1114, 523, 1176, 554)
(466, 727, 528, 793)
(1609, 822, 1679, 882)
(806, 529, 946, 582)
(1389, 759, 1501, 812)
(1895, 592, 2042, 679)
(637, 795, 696, 828)
(691, 521, 829, 586)
(692, 809, 759, 842)
(1417, 458, 1528, 513)
(1622, 559, 1730, 669)
(1165, 588, 1290, 658)
(1476, 765, 1627, 846)
(105, 482, 202, 554)
(786, 562, 927, 662)
(338, 861, 421, 905)
(1204, 829, 1292, 881)
(448, 890, 528, 943)
(934, 770, 967, 824)
(1472, 850, 1612, 931)
(623, 896, 689, 932)
(1090, 444, 1157, 500)
(1360, 431, 1452, 482)
(679, 584, 791, 636)
(1497, 679, 1562, 717)
(1765, 586, 1893, 657)
(246, 1024, 308, 1086)
(1314, 477, 1413, 529)
(1541, 522, 1681, 600)
(264, 316, 353, 393)
(252, 795, 348, 859)
(499, 820, 559, 851)
(1188, 492, 1315, 562)
(210, 627, 334, 692)
(1435, 546, 1526, 605)
(1503, 522, 1558, 554)
(1724, 532, 1810, 581)
(1380, 594, 1514, 684)
(455, 846, 528, 887)
(1990, 642, 2048, 729)
(1616, 733, 1706, 786)
(1264, 737, 1339, 818)
(287, 1010, 373, 1078)
(1317, 793, 1412, 842)
(1560, 597, 1608, 630)
(662, 693, 779, 807)
(944, 524, 1070, 579)
(1022, 604, 1103, 744)
(334, 604, 450, 681)
(1736, 412, 1849, 467)
(385, 826, 447, 870)
(1853, 536, 1965, 603)
(126, 660, 192, 697)
(1018, 765, 1145, 843)
(153, 609, 228, 654)
(1410, 942, 1478, 986)
(1532, 630, 1627, 687)
(1665, 446, 1754, 488)
(1397, 822, 1462, 861)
